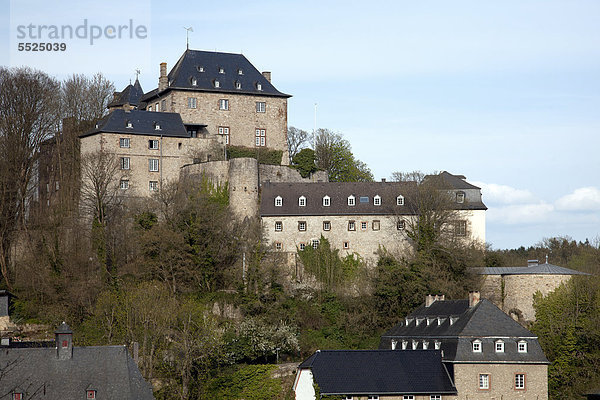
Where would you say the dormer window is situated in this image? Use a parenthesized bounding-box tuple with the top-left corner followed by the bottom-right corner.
(214, 80, 220, 88)
(154, 123, 161, 130)
(256, 82, 262, 91)
(299, 196, 306, 207)
(191, 77, 197, 86)
(412, 340, 418, 350)
(518, 341, 528, 353)
(323, 195, 330, 207)
(197, 66, 204, 72)
(422, 340, 429, 349)
(391, 340, 397, 350)
(275, 196, 282, 207)
(472, 340, 482, 353)
(219, 67, 225, 74)
(434, 340, 441, 350)
(238, 68, 243, 75)
(495, 340, 504, 353)
(374, 195, 381, 206)
(456, 192, 465, 203)
(235, 81, 242, 89)
(401, 340, 408, 350)
(126, 120, 133, 129)
(397, 195, 405, 205)
(348, 195, 355, 206)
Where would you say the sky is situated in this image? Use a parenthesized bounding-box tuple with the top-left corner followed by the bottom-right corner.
(1, 0, 599, 250)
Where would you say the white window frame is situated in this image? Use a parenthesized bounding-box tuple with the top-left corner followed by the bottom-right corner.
(191, 77, 197, 86)
(275, 196, 282, 207)
(256, 101, 266, 113)
(515, 373, 525, 390)
(397, 195, 405, 205)
(343, 241, 349, 249)
(403, 396, 415, 400)
(257, 82, 262, 91)
(218, 126, 230, 144)
(495, 340, 504, 353)
(188, 97, 197, 109)
(434, 340, 441, 350)
(397, 220, 405, 230)
(361, 221, 368, 230)
(323, 221, 331, 231)
(348, 221, 356, 231)
(299, 243, 306, 250)
(479, 373, 489, 390)
(348, 195, 355, 206)
(235, 81, 242, 89)
(149, 159, 159, 172)
(119, 138, 130, 148)
(120, 157, 130, 170)
(518, 341, 527, 353)
(149, 181, 158, 191)
(214, 80, 220, 88)
(255, 128, 266, 146)
(154, 123, 161, 131)
(155, 103, 159, 112)
(430, 396, 442, 400)
(298, 221, 307, 232)
(149, 139, 159, 149)
(322, 195, 330, 207)
(120, 179, 129, 190)
(126, 120, 133, 128)
(472, 340, 482, 353)
(311, 239, 319, 249)
(219, 99, 229, 110)
(299, 196, 306, 207)
(275, 221, 282, 232)
(454, 220, 467, 237)
(374, 195, 381, 206)
(219, 67, 225, 74)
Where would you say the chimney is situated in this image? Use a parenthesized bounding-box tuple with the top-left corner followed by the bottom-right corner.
(527, 259, 539, 267)
(425, 294, 435, 307)
(262, 71, 271, 83)
(381, 178, 386, 183)
(55, 322, 73, 360)
(468, 291, 480, 308)
(159, 62, 168, 92)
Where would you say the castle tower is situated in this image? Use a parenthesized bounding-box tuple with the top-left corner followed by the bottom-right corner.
(228, 158, 259, 220)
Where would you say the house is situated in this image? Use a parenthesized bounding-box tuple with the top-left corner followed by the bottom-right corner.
(0, 322, 154, 399)
(108, 77, 145, 112)
(80, 109, 216, 198)
(139, 49, 291, 164)
(379, 292, 549, 399)
(294, 349, 457, 400)
(260, 173, 486, 264)
(476, 257, 590, 324)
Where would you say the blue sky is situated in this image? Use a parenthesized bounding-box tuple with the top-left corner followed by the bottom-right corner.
(2, 0, 599, 250)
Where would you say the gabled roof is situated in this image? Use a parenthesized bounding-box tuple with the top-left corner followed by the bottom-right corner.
(380, 299, 548, 363)
(298, 350, 456, 395)
(108, 78, 144, 108)
(260, 181, 417, 217)
(0, 345, 154, 399)
(80, 109, 191, 138)
(141, 49, 290, 103)
(476, 263, 590, 276)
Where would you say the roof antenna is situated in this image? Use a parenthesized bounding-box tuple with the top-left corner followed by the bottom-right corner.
(184, 27, 193, 50)
(135, 68, 140, 81)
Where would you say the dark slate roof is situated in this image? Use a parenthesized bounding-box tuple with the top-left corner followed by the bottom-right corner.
(476, 263, 590, 276)
(141, 49, 290, 103)
(380, 299, 548, 364)
(80, 109, 190, 138)
(435, 171, 481, 190)
(298, 350, 456, 395)
(108, 78, 144, 108)
(0, 345, 154, 399)
(260, 181, 417, 217)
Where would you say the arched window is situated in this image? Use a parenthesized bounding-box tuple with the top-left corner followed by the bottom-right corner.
(298, 196, 306, 207)
(275, 196, 282, 207)
(347, 195, 355, 206)
(374, 195, 381, 206)
(323, 195, 330, 206)
(396, 195, 405, 206)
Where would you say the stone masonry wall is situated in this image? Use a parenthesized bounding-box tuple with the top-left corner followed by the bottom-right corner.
(453, 363, 548, 400)
(148, 91, 289, 164)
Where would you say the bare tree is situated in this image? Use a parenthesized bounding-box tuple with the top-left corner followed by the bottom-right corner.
(287, 126, 311, 160)
(80, 150, 120, 225)
(0, 67, 60, 288)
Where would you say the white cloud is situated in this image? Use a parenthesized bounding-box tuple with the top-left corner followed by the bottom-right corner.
(471, 182, 537, 205)
(486, 203, 554, 225)
(555, 187, 600, 211)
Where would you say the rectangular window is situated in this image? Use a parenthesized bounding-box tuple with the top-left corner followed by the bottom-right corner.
(120, 179, 129, 190)
(359, 196, 369, 203)
(275, 242, 282, 250)
(374, 196, 381, 206)
(218, 126, 230, 144)
(348, 196, 355, 206)
(343, 241, 350, 249)
(479, 374, 489, 390)
(368, 397, 379, 400)
(298, 221, 306, 231)
(120, 157, 130, 170)
(119, 138, 130, 148)
(149, 181, 158, 191)
(403, 396, 415, 400)
(454, 220, 467, 237)
(155, 103, 159, 112)
(472, 341, 482, 352)
(312, 239, 319, 249)
(372, 220, 380, 231)
(348, 221, 356, 231)
(397, 220, 405, 230)
(299, 243, 306, 250)
(361, 221, 368, 230)
(518, 342, 528, 353)
(255, 129, 266, 146)
(495, 341, 504, 352)
(161, 99, 166, 111)
(188, 97, 197, 109)
(87, 390, 96, 399)
(219, 99, 229, 110)
(299, 196, 306, 206)
(515, 373, 525, 390)
(256, 101, 266, 112)
(275, 221, 282, 231)
(323, 221, 331, 231)
(456, 192, 465, 203)
(430, 396, 442, 400)
(149, 139, 159, 149)
(149, 159, 159, 172)
(13, 394, 22, 400)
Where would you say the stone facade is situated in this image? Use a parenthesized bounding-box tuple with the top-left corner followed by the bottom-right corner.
(148, 91, 289, 164)
(453, 363, 548, 400)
